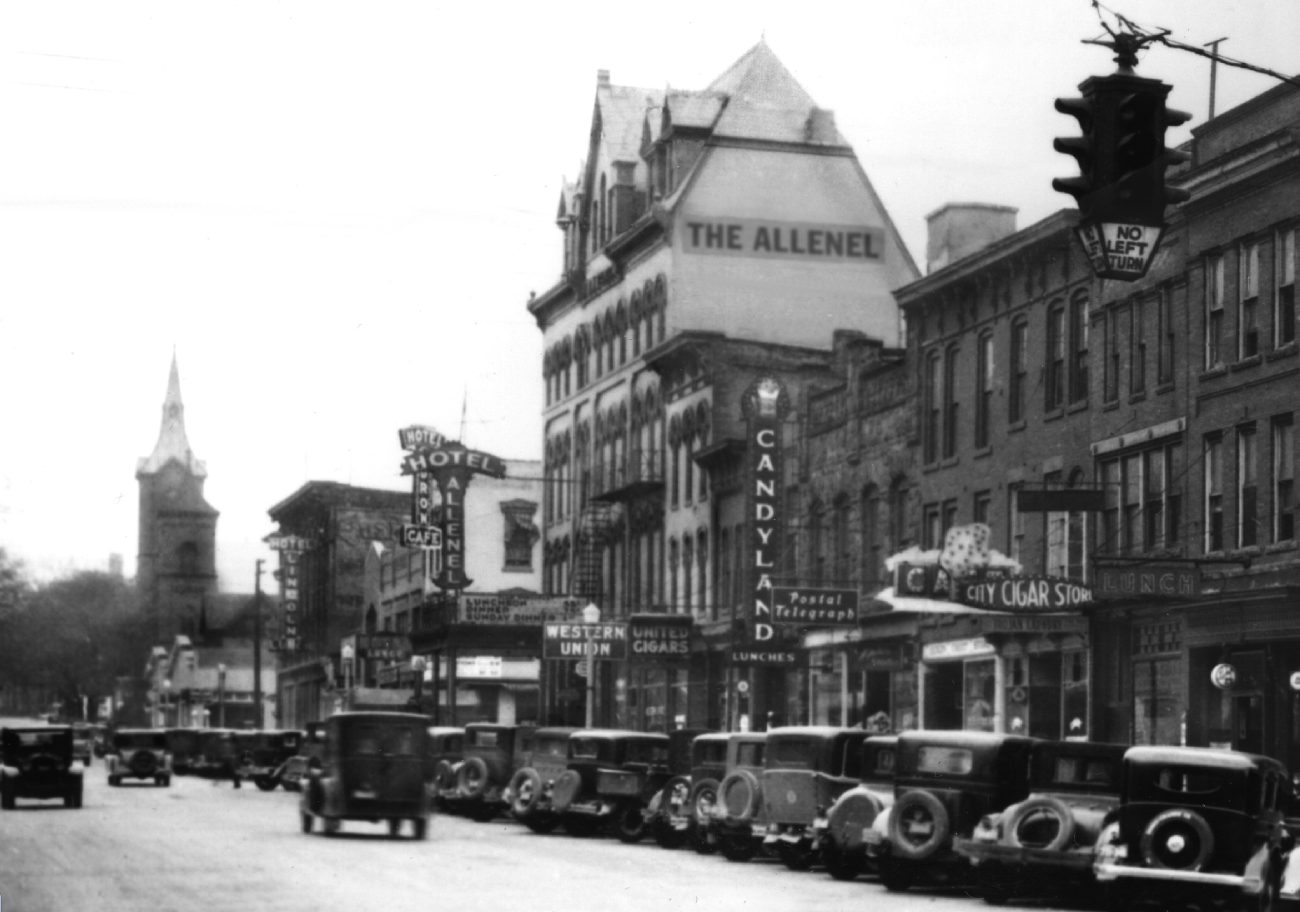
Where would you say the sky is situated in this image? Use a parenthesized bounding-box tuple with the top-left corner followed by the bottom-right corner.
(2, 0, 1296, 592)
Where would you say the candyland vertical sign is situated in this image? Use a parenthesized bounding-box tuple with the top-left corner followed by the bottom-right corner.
(736, 377, 794, 663)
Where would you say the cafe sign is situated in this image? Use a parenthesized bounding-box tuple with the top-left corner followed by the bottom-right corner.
(957, 577, 1094, 612)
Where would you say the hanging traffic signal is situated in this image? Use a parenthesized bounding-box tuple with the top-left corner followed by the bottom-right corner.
(1054, 69, 1192, 282)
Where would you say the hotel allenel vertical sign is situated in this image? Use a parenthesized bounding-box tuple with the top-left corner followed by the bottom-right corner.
(399, 426, 507, 591)
(265, 533, 315, 653)
(733, 377, 798, 666)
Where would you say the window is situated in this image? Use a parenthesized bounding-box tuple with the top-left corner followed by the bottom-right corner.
(943, 500, 958, 537)
(923, 504, 942, 550)
(1275, 417, 1295, 542)
(1047, 305, 1066, 411)
(718, 528, 731, 612)
(1158, 290, 1175, 384)
(697, 532, 708, 616)
(670, 439, 680, 509)
(1132, 298, 1146, 395)
(1010, 319, 1028, 423)
(923, 352, 941, 463)
(832, 495, 851, 583)
(682, 534, 693, 613)
(1238, 426, 1258, 548)
(975, 332, 993, 448)
(1045, 470, 1087, 579)
(973, 490, 991, 525)
(1101, 442, 1183, 555)
(1008, 485, 1024, 564)
(862, 486, 881, 585)
(668, 538, 679, 610)
(1240, 242, 1260, 358)
(809, 501, 825, 585)
(1070, 295, 1088, 402)
(684, 436, 694, 505)
(1105, 309, 1120, 402)
(1278, 229, 1296, 347)
(943, 346, 959, 459)
(1206, 255, 1225, 368)
(1206, 435, 1224, 552)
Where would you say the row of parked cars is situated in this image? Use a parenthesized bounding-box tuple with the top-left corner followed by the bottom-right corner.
(297, 712, 1300, 910)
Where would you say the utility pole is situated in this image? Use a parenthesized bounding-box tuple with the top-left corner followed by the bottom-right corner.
(254, 559, 264, 730)
(1204, 37, 1228, 120)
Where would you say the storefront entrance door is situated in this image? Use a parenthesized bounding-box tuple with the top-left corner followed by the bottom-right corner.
(1235, 693, 1265, 755)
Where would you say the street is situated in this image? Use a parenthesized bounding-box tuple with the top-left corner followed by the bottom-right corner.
(0, 758, 1100, 912)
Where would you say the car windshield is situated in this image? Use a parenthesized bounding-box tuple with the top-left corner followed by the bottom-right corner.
(623, 740, 668, 766)
(348, 725, 419, 757)
(11, 732, 65, 748)
(534, 738, 568, 759)
(469, 730, 500, 747)
(735, 742, 765, 768)
(916, 746, 973, 776)
(695, 740, 727, 766)
(116, 733, 168, 750)
(438, 735, 464, 753)
(768, 738, 819, 770)
(1051, 756, 1119, 788)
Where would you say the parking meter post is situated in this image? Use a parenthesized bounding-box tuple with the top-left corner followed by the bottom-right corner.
(582, 603, 600, 729)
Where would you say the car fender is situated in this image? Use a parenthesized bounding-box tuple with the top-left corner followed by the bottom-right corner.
(1280, 844, 1300, 901)
(1241, 844, 1274, 895)
(646, 788, 664, 817)
(1, 765, 18, 778)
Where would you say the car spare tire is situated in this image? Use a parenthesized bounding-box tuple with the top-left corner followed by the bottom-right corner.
(433, 760, 457, 792)
(690, 778, 720, 826)
(457, 757, 490, 799)
(828, 790, 886, 853)
(28, 753, 61, 775)
(1004, 796, 1076, 852)
(1141, 808, 1215, 872)
(550, 770, 582, 813)
(130, 751, 158, 776)
(509, 768, 543, 817)
(719, 770, 760, 825)
(888, 789, 950, 861)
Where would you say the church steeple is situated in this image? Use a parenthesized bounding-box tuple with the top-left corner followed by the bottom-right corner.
(138, 351, 206, 478)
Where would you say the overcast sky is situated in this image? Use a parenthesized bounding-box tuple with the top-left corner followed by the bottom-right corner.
(2, 0, 1295, 591)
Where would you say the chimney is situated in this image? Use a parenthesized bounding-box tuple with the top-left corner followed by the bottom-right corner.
(925, 203, 1018, 274)
(597, 69, 611, 88)
(805, 108, 838, 144)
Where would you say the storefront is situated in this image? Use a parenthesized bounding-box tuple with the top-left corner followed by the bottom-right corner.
(801, 612, 922, 730)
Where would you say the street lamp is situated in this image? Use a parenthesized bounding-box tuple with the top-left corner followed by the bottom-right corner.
(582, 603, 600, 728)
(217, 663, 227, 728)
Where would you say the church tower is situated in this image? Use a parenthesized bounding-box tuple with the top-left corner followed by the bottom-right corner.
(136, 354, 219, 641)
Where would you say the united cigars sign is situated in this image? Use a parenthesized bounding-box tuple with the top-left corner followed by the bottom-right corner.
(772, 588, 858, 626)
(629, 614, 692, 658)
(542, 622, 629, 660)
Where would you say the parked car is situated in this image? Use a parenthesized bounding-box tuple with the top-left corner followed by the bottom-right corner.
(191, 729, 238, 778)
(444, 723, 537, 821)
(234, 730, 305, 790)
(426, 726, 465, 806)
(760, 726, 875, 870)
(165, 728, 204, 774)
(954, 739, 1127, 903)
(1094, 746, 1293, 912)
(508, 727, 580, 834)
(0, 726, 83, 809)
(865, 730, 1036, 892)
(299, 712, 434, 839)
(707, 732, 770, 862)
(71, 723, 93, 766)
(549, 730, 672, 841)
(646, 731, 728, 850)
(106, 729, 172, 787)
(817, 734, 898, 880)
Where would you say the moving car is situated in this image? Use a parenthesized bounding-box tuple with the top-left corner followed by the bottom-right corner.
(865, 730, 1036, 892)
(300, 712, 433, 839)
(818, 734, 898, 880)
(0, 726, 83, 809)
(507, 727, 578, 834)
(955, 739, 1127, 903)
(1095, 746, 1293, 912)
(549, 730, 671, 841)
(106, 729, 172, 787)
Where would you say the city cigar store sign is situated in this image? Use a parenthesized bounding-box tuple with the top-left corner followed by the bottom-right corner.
(683, 216, 884, 264)
(628, 614, 692, 657)
(956, 577, 1095, 612)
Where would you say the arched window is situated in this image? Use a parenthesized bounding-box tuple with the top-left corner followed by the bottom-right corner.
(668, 538, 680, 612)
(682, 534, 693, 613)
(697, 531, 709, 618)
(631, 291, 643, 356)
(655, 276, 667, 344)
(923, 351, 941, 464)
(975, 331, 993, 449)
(943, 344, 960, 460)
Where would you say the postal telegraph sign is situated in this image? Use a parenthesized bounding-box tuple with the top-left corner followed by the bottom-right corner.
(771, 588, 858, 626)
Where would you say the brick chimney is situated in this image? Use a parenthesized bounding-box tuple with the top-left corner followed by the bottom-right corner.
(597, 69, 611, 88)
(925, 203, 1017, 274)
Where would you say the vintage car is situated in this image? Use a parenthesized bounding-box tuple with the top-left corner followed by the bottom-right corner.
(707, 732, 771, 861)
(954, 739, 1127, 903)
(106, 728, 172, 786)
(277, 722, 327, 791)
(71, 723, 93, 766)
(506, 727, 579, 834)
(192, 729, 238, 778)
(165, 728, 204, 774)
(548, 730, 672, 841)
(816, 734, 898, 880)
(445, 723, 537, 821)
(234, 730, 305, 790)
(1094, 746, 1293, 912)
(760, 726, 875, 870)
(646, 731, 728, 850)
(865, 730, 1036, 892)
(0, 726, 83, 809)
(300, 712, 433, 839)
(426, 726, 465, 805)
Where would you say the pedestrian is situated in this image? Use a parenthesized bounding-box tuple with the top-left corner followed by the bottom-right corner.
(230, 762, 242, 788)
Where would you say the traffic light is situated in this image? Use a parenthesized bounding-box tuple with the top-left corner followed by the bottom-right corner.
(1052, 94, 1100, 219)
(1112, 85, 1193, 222)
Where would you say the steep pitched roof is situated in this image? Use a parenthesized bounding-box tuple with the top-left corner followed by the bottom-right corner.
(137, 352, 207, 477)
(662, 90, 727, 132)
(598, 83, 665, 163)
(705, 40, 847, 146)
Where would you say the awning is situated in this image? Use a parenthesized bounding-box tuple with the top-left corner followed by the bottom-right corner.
(869, 587, 1013, 616)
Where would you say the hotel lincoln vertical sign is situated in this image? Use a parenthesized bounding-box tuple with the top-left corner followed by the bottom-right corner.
(732, 377, 797, 665)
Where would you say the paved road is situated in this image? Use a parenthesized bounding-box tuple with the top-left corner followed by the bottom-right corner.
(0, 761, 1091, 912)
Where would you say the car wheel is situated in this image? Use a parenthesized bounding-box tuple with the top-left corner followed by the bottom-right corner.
(980, 864, 1011, 906)
(508, 768, 544, 818)
(717, 770, 760, 825)
(254, 776, 278, 792)
(614, 801, 648, 844)
(456, 756, 491, 800)
(388, 818, 402, 838)
(653, 818, 689, 850)
(1004, 796, 1076, 853)
(154, 776, 164, 786)
(64, 787, 83, 809)
(561, 814, 601, 838)
(108, 775, 120, 787)
(878, 857, 913, 893)
(525, 814, 561, 834)
(1140, 807, 1215, 871)
(412, 817, 428, 840)
(822, 838, 864, 881)
(300, 812, 314, 834)
(777, 841, 817, 871)
(719, 833, 759, 862)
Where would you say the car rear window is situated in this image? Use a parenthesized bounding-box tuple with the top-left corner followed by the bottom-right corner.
(12, 732, 64, 748)
(624, 740, 668, 765)
(695, 740, 727, 766)
(735, 742, 765, 768)
(535, 738, 568, 760)
(1053, 757, 1118, 787)
(769, 739, 819, 770)
(1153, 767, 1222, 796)
(350, 725, 419, 757)
(916, 747, 973, 776)
(866, 746, 896, 778)
(116, 733, 168, 750)
(570, 738, 606, 761)
(469, 730, 500, 748)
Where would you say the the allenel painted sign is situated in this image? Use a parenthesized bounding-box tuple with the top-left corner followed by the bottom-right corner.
(1094, 565, 1199, 600)
(772, 588, 858, 626)
(628, 614, 692, 657)
(542, 623, 629, 660)
(683, 217, 884, 263)
(956, 576, 1094, 612)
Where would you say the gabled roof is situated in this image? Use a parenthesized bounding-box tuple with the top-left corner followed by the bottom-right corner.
(137, 352, 207, 477)
(705, 40, 847, 146)
(597, 83, 664, 164)
(662, 90, 727, 132)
